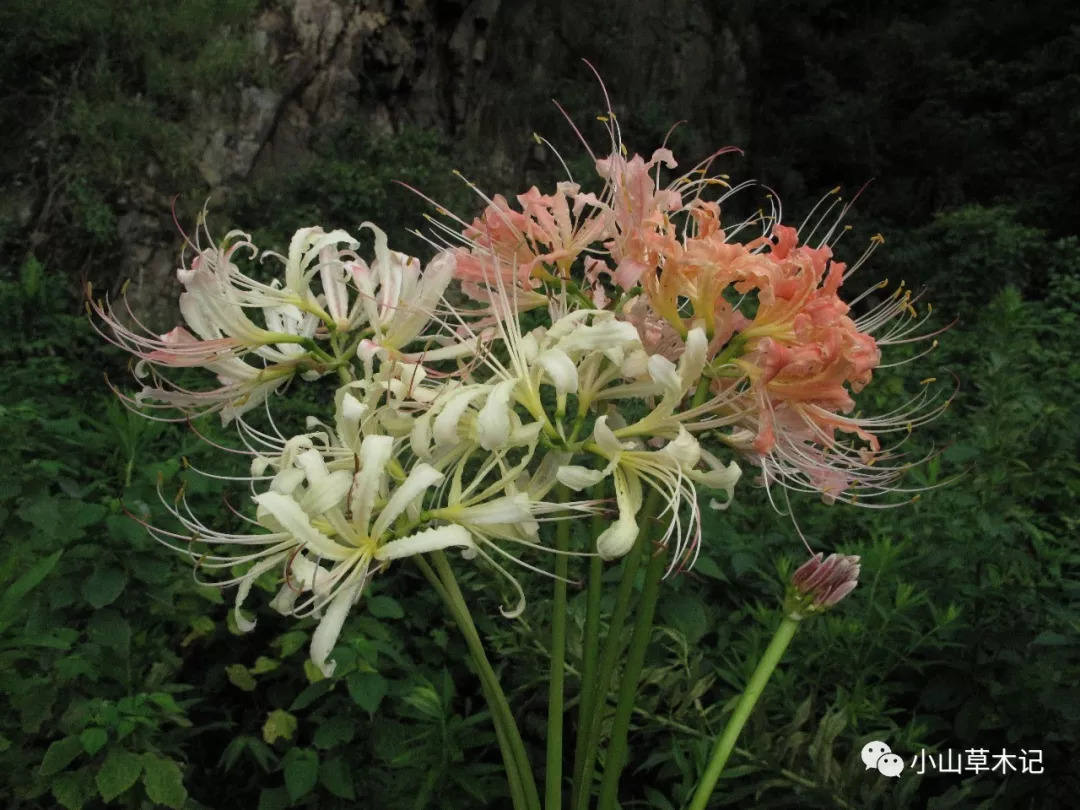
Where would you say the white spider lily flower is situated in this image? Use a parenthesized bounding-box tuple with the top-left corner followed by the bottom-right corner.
(562, 416, 741, 567)
(279, 226, 363, 326)
(600, 326, 710, 438)
(245, 433, 468, 676)
(352, 224, 459, 352)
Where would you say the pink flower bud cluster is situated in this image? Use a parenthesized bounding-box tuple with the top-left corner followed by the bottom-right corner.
(786, 552, 862, 617)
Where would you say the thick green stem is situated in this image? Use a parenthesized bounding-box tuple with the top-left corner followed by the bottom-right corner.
(685, 616, 801, 810)
(573, 489, 662, 810)
(545, 484, 573, 810)
(414, 557, 529, 810)
(596, 540, 668, 810)
(420, 553, 541, 810)
(570, 483, 607, 808)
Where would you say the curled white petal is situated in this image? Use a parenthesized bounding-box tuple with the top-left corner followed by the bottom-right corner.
(371, 463, 444, 539)
(254, 491, 349, 561)
(475, 379, 518, 451)
(375, 524, 475, 560)
(536, 349, 579, 395)
(351, 434, 394, 532)
(433, 386, 486, 446)
(556, 465, 607, 491)
(310, 578, 364, 678)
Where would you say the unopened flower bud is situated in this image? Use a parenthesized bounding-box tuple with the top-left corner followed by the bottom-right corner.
(784, 552, 861, 619)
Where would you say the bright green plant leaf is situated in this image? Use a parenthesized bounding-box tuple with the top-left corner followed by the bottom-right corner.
(95, 748, 142, 801)
(141, 753, 188, 809)
(251, 656, 280, 674)
(226, 663, 257, 691)
(262, 709, 297, 745)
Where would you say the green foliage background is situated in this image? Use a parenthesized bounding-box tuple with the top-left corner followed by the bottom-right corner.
(1, 1, 1078, 809)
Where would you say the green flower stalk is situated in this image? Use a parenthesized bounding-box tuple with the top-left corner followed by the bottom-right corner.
(686, 553, 861, 810)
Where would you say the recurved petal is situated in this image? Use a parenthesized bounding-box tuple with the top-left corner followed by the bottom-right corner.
(254, 491, 350, 561)
(475, 379, 518, 450)
(310, 577, 364, 678)
(370, 463, 444, 539)
(374, 524, 475, 560)
(556, 465, 608, 491)
(301, 469, 353, 516)
(536, 349, 579, 395)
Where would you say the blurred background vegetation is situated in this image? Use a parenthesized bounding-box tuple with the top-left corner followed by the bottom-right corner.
(1, 1, 1077, 808)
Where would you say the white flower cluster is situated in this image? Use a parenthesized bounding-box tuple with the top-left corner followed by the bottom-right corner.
(101, 212, 741, 676)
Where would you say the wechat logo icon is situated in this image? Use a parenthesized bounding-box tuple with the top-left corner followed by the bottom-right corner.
(862, 741, 905, 777)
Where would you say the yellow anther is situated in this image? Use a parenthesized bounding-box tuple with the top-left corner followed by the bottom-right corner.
(830, 186, 841, 194)
(871, 233, 885, 244)
(120, 279, 131, 296)
(597, 115, 608, 122)
(920, 377, 937, 385)
(532, 132, 542, 144)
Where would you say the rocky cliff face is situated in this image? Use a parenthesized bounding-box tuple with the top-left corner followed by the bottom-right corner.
(123, 0, 755, 323)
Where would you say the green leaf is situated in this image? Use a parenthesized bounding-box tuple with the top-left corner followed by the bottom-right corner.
(0, 550, 63, 632)
(141, 753, 188, 809)
(319, 755, 356, 799)
(691, 553, 728, 582)
(290, 680, 333, 712)
(262, 709, 297, 745)
(95, 748, 142, 801)
(181, 615, 215, 647)
(313, 716, 356, 750)
(40, 736, 84, 776)
(251, 656, 280, 674)
(79, 727, 108, 756)
(17, 496, 61, 536)
(347, 671, 387, 714)
(258, 786, 291, 810)
(82, 566, 127, 609)
(283, 748, 319, 801)
(273, 630, 307, 657)
(226, 663, 257, 691)
(367, 595, 404, 619)
(657, 591, 709, 644)
(87, 610, 130, 652)
(51, 766, 97, 810)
